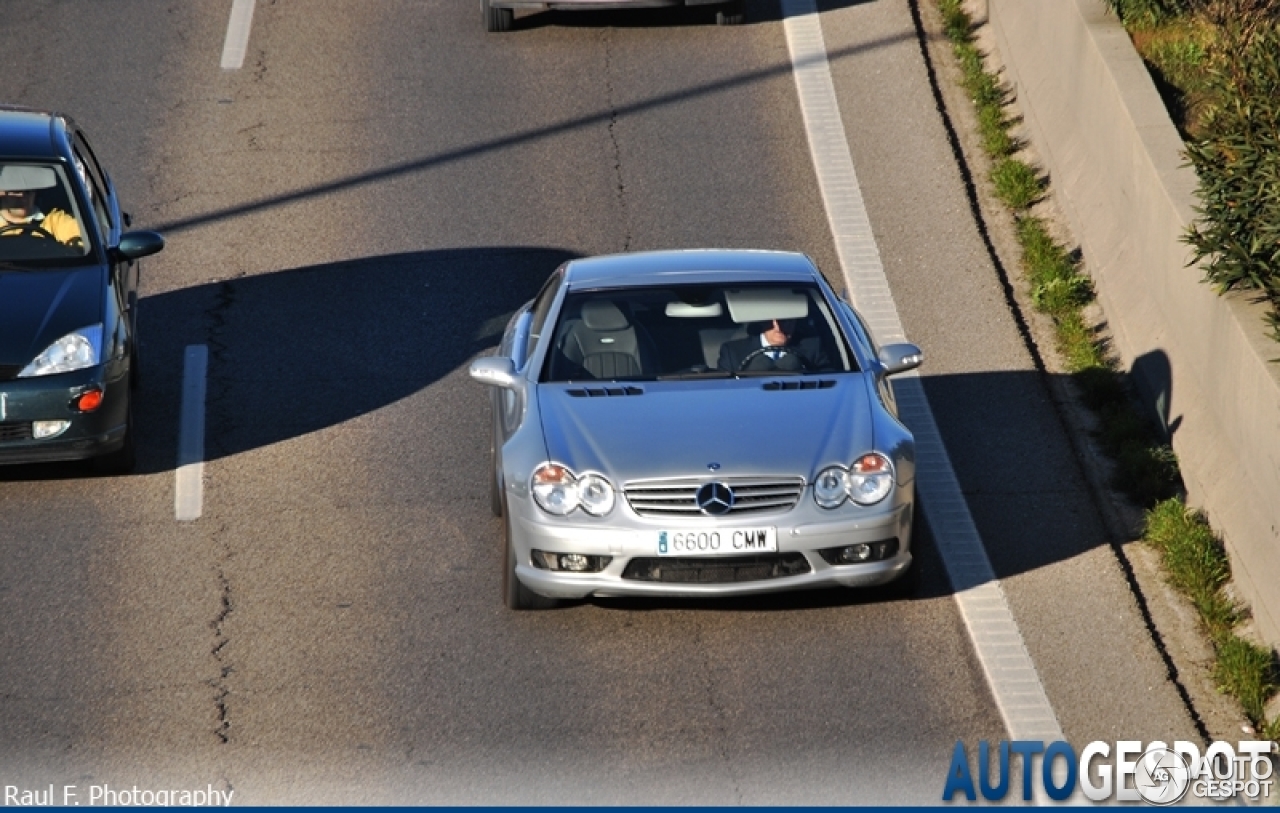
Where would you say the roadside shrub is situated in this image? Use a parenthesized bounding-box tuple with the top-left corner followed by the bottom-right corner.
(1183, 24, 1280, 337)
(1102, 0, 1190, 26)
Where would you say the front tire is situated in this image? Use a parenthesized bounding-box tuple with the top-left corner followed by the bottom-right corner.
(483, 0, 514, 32)
(93, 400, 137, 475)
(489, 442, 504, 518)
(503, 515, 557, 610)
(881, 557, 920, 601)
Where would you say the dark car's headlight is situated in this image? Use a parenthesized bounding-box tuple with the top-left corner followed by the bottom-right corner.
(814, 453, 894, 508)
(18, 324, 103, 378)
(531, 463, 616, 517)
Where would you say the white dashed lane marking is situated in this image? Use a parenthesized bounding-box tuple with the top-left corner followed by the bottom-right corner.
(176, 344, 208, 522)
(220, 0, 257, 70)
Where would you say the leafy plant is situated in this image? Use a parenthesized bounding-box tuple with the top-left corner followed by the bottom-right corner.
(1183, 24, 1280, 337)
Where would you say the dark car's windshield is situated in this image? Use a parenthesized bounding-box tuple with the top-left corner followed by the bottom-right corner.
(0, 162, 93, 265)
(541, 283, 856, 382)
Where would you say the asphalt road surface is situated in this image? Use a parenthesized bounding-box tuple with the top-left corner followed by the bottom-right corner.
(0, 0, 1199, 804)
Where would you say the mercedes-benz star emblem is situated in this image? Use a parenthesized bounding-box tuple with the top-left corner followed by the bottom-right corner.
(695, 482, 734, 516)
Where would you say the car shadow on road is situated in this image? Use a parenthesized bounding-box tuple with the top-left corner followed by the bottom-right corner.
(505, 0, 873, 30)
(131, 247, 577, 473)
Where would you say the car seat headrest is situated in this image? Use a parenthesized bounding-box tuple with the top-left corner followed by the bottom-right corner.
(581, 300, 630, 331)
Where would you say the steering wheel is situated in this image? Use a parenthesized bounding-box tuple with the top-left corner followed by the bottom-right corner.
(737, 345, 809, 372)
(0, 221, 60, 241)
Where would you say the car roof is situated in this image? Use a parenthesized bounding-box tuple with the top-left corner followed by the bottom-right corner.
(563, 249, 822, 290)
(0, 105, 70, 161)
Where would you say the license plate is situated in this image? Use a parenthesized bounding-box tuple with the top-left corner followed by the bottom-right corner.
(655, 528, 777, 557)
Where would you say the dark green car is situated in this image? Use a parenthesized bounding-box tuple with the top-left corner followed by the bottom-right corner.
(0, 106, 164, 473)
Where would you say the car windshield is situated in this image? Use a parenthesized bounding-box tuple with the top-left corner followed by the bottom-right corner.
(0, 162, 93, 265)
(541, 282, 856, 382)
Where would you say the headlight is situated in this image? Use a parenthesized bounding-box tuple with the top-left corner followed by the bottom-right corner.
(18, 324, 104, 378)
(848, 453, 894, 505)
(530, 463, 616, 517)
(813, 466, 850, 508)
(813, 453, 895, 508)
(531, 463, 578, 515)
(577, 473, 616, 516)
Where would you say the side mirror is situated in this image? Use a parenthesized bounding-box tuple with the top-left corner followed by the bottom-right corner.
(470, 356, 520, 390)
(879, 343, 924, 376)
(112, 230, 165, 261)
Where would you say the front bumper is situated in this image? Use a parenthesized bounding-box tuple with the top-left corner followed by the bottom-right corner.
(508, 495, 914, 600)
(0, 366, 129, 465)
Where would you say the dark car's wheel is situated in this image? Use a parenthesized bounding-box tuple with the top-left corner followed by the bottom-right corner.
(129, 344, 142, 391)
(716, 0, 745, 26)
(483, 0, 514, 32)
(93, 400, 137, 475)
(503, 515, 557, 610)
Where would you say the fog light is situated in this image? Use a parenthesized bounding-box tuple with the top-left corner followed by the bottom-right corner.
(558, 553, 589, 572)
(843, 544, 873, 563)
(817, 538, 899, 566)
(73, 388, 104, 412)
(531, 550, 611, 573)
(33, 420, 71, 439)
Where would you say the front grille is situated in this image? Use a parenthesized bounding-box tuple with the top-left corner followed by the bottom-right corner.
(0, 365, 20, 381)
(624, 477, 805, 517)
(623, 553, 811, 584)
(0, 422, 33, 442)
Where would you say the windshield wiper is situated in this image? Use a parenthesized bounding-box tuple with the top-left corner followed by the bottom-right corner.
(732, 369, 808, 377)
(657, 370, 731, 380)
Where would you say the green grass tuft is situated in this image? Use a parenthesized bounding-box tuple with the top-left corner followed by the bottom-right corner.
(991, 158, 1042, 210)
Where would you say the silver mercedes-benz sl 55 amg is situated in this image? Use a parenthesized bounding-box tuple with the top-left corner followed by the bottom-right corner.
(470, 249, 923, 609)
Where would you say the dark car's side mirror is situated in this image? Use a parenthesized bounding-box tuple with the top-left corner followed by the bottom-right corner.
(879, 343, 924, 376)
(112, 230, 165, 261)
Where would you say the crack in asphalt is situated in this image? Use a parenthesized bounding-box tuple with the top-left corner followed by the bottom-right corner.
(210, 554, 234, 744)
(201, 281, 238, 744)
(601, 31, 633, 252)
(203, 279, 238, 459)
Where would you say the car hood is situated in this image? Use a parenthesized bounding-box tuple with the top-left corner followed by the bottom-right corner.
(537, 377, 876, 483)
(0, 266, 103, 366)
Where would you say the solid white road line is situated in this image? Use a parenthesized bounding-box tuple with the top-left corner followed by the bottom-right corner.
(781, 0, 1066, 755)
(176, 344, 208, 522)
(220, 0, 257, 70)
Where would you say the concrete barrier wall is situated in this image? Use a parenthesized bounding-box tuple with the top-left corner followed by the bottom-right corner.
(986, 0, 1280, 647)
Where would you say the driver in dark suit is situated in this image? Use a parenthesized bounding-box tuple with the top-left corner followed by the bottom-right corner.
(717, 318, 831, 372)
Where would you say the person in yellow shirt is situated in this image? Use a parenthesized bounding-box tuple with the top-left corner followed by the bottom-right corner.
(0, 164, 85, 248)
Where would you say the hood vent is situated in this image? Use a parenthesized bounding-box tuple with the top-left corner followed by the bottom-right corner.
(565, 385, 645, 398)
(762, 379, 835, 391)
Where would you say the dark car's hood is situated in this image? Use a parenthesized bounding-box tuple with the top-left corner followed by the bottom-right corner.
(0, 267, 103, 366)
(537, 376, 875, 483)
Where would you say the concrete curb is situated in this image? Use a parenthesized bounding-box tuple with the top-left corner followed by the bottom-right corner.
(985, 0, 1280, 649)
